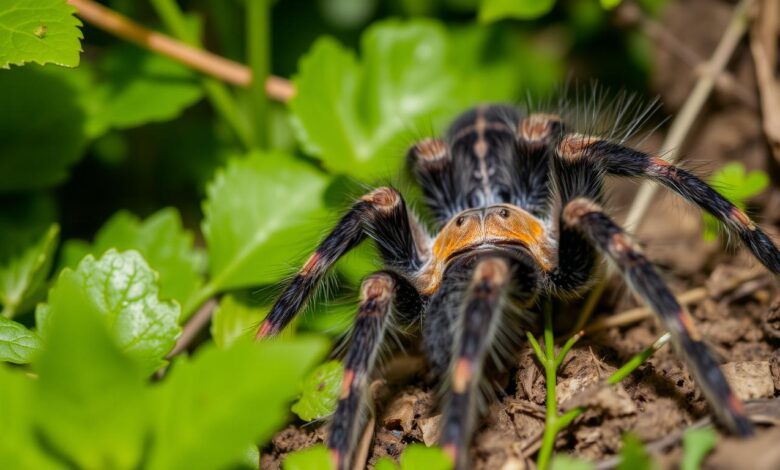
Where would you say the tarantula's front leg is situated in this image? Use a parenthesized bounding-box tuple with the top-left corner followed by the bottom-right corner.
(557, 134, 780, 273)
(562, 197, 754, 436)
(257, 187, 427, 338)
(328, 272, 422, 469)
(436, 253, 540, 468)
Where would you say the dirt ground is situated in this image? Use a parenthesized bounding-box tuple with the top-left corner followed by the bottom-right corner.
(262, 1, 780, 468)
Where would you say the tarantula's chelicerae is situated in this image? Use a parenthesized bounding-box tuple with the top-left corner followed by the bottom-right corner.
(257, 105, 780, 469)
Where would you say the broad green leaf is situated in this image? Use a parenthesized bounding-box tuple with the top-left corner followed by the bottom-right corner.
(479, 0, 556, 22)
(0, 366, 61, 469)
(283, 444, 334, 470)
(37, 250, 181, 372)
(0, 317, 41, 364)
(681, 427, 717, 470)
(0, 224, 58, 318)
(79, 208, 203, 318)
(0, 0, 82, 68)
(146, 337, 328, 470)
(86, 46, 204, 136)
(34, 273, 148, 469)
(0, 65, 87, 190)
(202, 151, 328, 291)
(292, 360, 344, 421)
(617, 435, 653, 470)
(289, 20, 462, 180)
(551, 455, 595, 470)
(210, 295, 268, 348)
(399, 445, 452, 469)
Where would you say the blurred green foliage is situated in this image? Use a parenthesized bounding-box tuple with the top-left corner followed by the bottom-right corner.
(0, 0, 671, 467)
(704, 162, 769, 241)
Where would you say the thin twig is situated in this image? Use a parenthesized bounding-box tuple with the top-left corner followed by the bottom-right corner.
(749, 0, 780, 162)
(624, 0, 753, 231)
(67, 0, 295, 102)
(167, 298, 218, 358)
(584, 267, 765, 333)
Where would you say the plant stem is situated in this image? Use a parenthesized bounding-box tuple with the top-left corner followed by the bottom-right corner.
(66, 0, 295, 101)
(246, 0, 271, 149)
(533, 303, 671, 469)
(149, 0, 253, 148)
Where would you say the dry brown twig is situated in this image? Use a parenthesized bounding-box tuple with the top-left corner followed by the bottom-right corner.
(66, 0, 295, 102)
(749, 0, 780, 162)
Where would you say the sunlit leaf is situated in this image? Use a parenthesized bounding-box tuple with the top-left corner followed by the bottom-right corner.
(0, 0, 82, 68)
(479, 0, 556, 22)
(0, 224, 58, 318)
(72, 208, 203, 318)
(210, 295, 268, 348)
(283, 444, 334, 470)
(37, 250, 182, 372)
(681, 427, 717, 470)
(34, 274, 148, 469)
(0, 317, 41, 364)
(202, 151, 329, 291)
(146, 337, 328, 470)
(292, 360, 344, 421)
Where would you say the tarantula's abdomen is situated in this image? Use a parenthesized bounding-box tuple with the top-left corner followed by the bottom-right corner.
(415, 203, 553, 294)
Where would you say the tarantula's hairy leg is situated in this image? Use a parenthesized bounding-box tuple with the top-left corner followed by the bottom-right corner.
(407, 138, 459, 224)
(558, 134, 780, 273)
(562, 197, 754, 437)
(438, 254, 540, 468)
(328, 272, 422, 469)
(510, 113, 561, 217)
(544, 137, 604, 295)
(257, 187, 427, 338)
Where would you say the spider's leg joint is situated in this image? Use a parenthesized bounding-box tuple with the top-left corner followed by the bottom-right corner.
(519, 113, 562, 142)
(557, 133, 601, 161)
(361, 186, 401, 212)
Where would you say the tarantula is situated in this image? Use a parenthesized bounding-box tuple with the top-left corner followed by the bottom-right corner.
(257, 104, 780, 469)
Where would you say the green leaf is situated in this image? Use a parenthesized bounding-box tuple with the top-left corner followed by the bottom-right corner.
(86, 46, 204, 136)
(600, 0, 623, 9)
(202, 151, 328, 291)
(399, 445, 452, 469)
(289, 20, 463, 180)
(0, 0, 82, 68)
(210, 295, 268, 349)
(82, 208, 203, 318)
(283, 444, 334, 470)
(146, 337, 328, 470)
(0, 223, 58, 318)
(0, 317, 41, 363)
(0, 65, 87, 190)
(37, 250, 181, 372)
(479, 0, 556, 22)
(292, 360, 344, 421)
(617, 434, 653, 470)
(0, 366, 61, 469)
(34, 271, 148, 469)
(681, 427, 717, 470)
(551, 454, 595, 470)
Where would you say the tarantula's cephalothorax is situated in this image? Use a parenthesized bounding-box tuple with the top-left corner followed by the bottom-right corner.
(258, 105, 780, 469)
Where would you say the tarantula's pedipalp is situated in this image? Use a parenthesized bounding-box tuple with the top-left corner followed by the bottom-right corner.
(439, 254, 539, 467)
(257, 187, 427, 338)
(557, 134, 780, 273)
(563, 197, 754, 436)
(328, 272, 423, 469)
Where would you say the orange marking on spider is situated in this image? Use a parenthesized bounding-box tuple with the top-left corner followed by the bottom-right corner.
(442, 444, 458, 463)
(340, 369, 355, 400)
(255, 320, 274, 339)
(728, 393, 746, 415)
(414, 138, 448, 162)
(730, 207, 757, 230)
(677, 309, 702, 341)
(361, 187, 400, 211)
(300, 251, 322, 276)
(520, 113, 561, 141)
(452, 358, 473, 394)
(558, 133, 600, 160)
